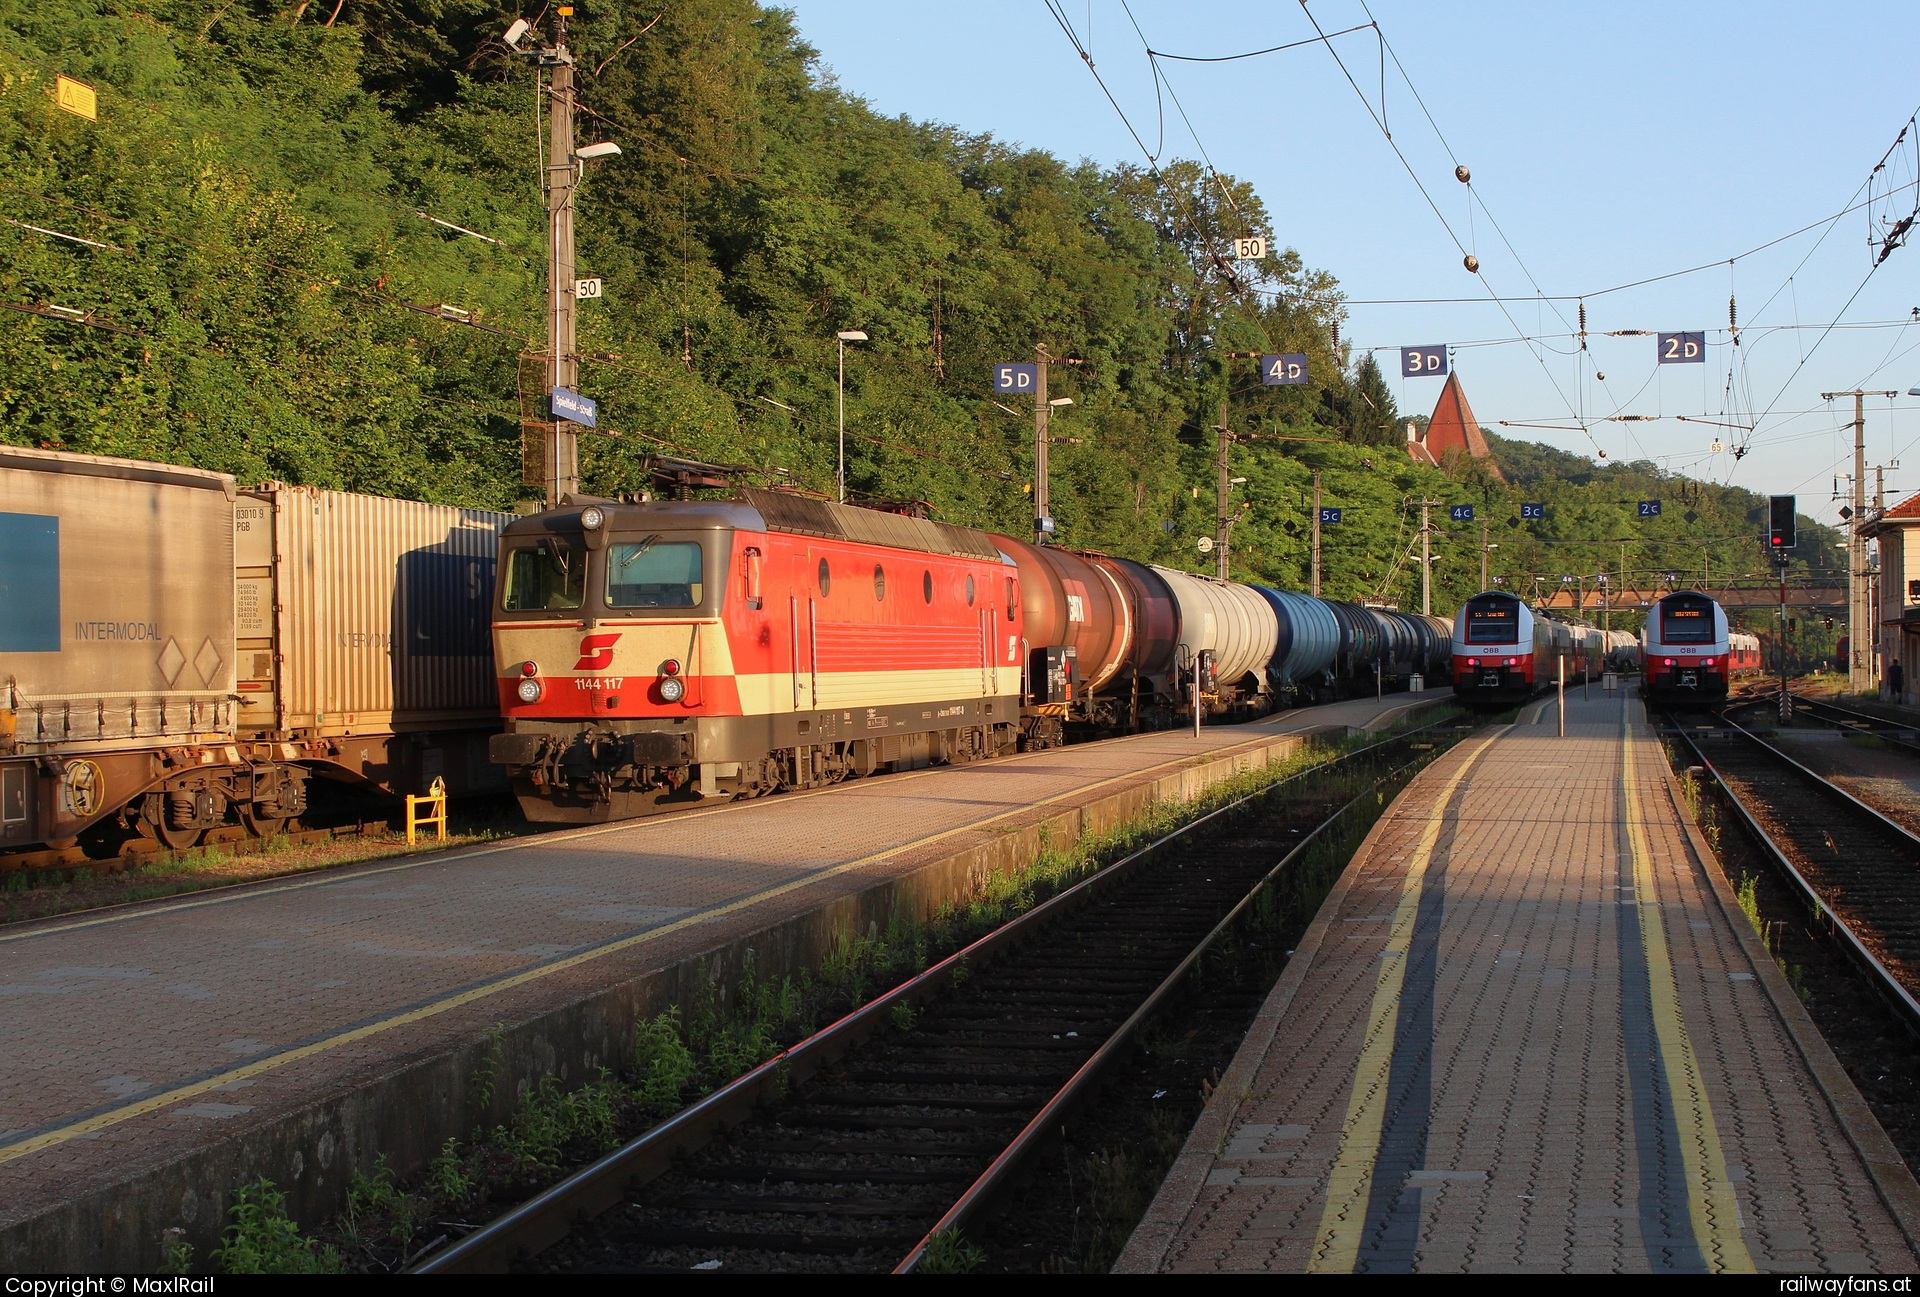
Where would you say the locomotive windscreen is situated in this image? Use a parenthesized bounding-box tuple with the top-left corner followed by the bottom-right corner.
(503, 538, 586, 611)
(606, 540, 704, 609)
(1463, 599, 1520, 645)
(1660, 597, 1715, 644)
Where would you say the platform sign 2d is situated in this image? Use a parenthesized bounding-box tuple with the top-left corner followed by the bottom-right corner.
(1401, 345, 1448, 377)
(1319, 507, 1342, 525)
(991, 363, 1039, 393)
(1450, 504, 1474, 522)
(1521, 502, 1545, 520)
(1262, 353, 1308, 386)
(1657, 332, 1705, 364)
(1638, 499, 1662, 517)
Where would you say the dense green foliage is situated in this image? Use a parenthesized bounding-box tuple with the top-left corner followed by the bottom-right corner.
(0, 0, 1841, 620)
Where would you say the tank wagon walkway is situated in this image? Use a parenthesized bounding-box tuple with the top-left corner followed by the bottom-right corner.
(0, 690, 1438, 1267)
(1122, 692, 1920, 1274)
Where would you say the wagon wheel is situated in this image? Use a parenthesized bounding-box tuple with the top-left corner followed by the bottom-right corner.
(238, 804, 289, 839)
(135, 793, 205, 852)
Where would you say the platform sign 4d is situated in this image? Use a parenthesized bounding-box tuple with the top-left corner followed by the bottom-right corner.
(1450, 504, 1474, 522)
(1402, 345, 1448, 377)
(1521, 502, 1545, 520)
(991, 363, 1039, 393)
(1261, 353, 1308, 386)
(1657, 332, 1705, 364)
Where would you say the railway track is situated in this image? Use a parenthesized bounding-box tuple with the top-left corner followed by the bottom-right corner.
(1783, 693, 1920, 758)
(413, 723, 1467, 1275)
(1662, 707, 1920, 1035)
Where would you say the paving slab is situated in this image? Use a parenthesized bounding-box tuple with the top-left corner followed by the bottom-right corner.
(1120, 690, 1920, 1274)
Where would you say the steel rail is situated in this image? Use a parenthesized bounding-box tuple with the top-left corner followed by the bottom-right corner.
(1782, 693, 1920, 757)
(890, 759, 1399, 1272)
(412, 722, 1459, 1274)
(1667, 712, 1920, 1037)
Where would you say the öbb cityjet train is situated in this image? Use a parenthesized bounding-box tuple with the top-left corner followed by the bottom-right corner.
(1640, 590, 1760, 704)
(1451, 591, 1607, 707)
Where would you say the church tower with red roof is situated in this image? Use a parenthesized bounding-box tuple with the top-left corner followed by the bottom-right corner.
(1406, 371, 1505, 482)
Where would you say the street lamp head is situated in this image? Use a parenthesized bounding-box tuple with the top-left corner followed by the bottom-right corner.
(503, 17, 532, 49)
(837, 330, 868, 343)
(1048, 396, 1073, 407)
(1909, 387, 1920, 396)
(1229, 476, 1247, 484)
(574, 141, 622, 161)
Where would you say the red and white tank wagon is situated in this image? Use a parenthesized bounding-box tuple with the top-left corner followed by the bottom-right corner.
(487, 490, 1023, 821)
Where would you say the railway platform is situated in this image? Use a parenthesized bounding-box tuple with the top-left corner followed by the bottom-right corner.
(1121, 690, 1920, 1274)
(0, 689, 1444, 1270)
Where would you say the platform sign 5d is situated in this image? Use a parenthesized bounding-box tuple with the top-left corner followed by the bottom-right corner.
(1319, 507, 1342, 525)
(991, 363, 1039, 393)
(1521, 502, 1545, 520)
(1450, 504, 1474, 521)
(1261, 353, 1308, 386)
(1657, 332, 1705, 364)
(1401, 345, 1448, 377)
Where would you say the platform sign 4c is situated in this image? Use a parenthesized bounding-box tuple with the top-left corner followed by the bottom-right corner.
(1657, 332, 1705, 364)
(991, 363, 1039, 393)
(1450, 504, 1474, 522)
(1402, 345, 1448, 377)
(1262, 353, 1308, 386)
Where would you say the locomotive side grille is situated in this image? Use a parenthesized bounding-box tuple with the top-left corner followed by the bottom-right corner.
(737, 489, 1001, 561)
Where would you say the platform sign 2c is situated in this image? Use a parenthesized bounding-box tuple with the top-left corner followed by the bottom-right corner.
(1401, 345, 1448, 377)
(1450, 504, 1474, 522)
(1638, 499, 1662, 517)
(1657, 332, 1705, 364)
(1319, 507, 1342, 525)
(1261, 353, 1308, 386)
(1521, 502, 1545, 520)
(991, 363, 1039, 393)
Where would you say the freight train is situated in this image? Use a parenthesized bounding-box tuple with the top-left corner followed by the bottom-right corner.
(1640, 590, 1760, 705)
(487, 488, 1455, 823)
(1448, 591, 1609, 707)
(0, 446, 511, 860)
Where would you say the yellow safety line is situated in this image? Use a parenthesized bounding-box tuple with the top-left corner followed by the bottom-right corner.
(1306, 730, 1504, 1273)
(1620, 708, 1756, 1273)
(0, 719, 1335, 1163)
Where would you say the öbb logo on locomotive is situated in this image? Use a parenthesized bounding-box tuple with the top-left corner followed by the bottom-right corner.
(574, 633, 622, 671)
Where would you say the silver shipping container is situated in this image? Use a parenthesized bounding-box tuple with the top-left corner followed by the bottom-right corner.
(236, 485, 511, 741)
(0, 446, 238, 753)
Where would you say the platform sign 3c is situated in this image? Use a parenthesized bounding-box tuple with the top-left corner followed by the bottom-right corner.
(991, 363, 1039, 393)
(1450, 504, 1474, 522)
(1401, 345, 1448, 377)
(1521, 502, 1545, 520)
(1262, 353, 1308, 386)
(1657, 332, 1705, 364)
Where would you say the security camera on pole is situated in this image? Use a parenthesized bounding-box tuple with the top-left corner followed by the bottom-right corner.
(505, 10, 622, 507)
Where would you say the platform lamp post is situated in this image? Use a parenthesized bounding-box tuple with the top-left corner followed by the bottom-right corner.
(1036, 396, 1073, 541)
(835, 330, 867, 503)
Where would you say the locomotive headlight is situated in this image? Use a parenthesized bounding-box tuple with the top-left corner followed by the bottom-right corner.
(516, 677, 544, 703)
(580, 506, 605, 530)
(658, 675, 686, 703)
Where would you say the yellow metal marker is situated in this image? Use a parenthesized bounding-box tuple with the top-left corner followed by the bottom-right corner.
(54, 75, 97, 121)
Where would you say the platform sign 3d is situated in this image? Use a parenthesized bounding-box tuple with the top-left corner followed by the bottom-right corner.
(1656, 332, 1705, 364)
(1638, 499, 1662, 517)
(1262, 353, 1309, 386)
(1521, 502, 1545, 520)
(1450, 504, 1474, 521)
(1319, 507, 1342, 525)
(1401, 345, 1448, 377)
(991, 363, 1039, 393)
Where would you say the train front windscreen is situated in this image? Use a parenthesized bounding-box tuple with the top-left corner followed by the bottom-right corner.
(1660, 597, 1716, 644)
(1463, 599, 1520, 645)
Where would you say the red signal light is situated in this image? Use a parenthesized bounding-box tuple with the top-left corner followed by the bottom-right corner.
(662, 659, 681, 676)
(520, 661, 538, 677)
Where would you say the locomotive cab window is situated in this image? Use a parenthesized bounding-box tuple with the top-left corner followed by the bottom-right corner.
(606, 538, 704, 609)
(503, 537, 586, 610)
(1661, 599, 1714, 644)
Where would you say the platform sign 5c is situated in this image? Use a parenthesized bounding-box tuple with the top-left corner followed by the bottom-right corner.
(1521, 502, 1545, 520)
(1262, 353, 1308, 386)
(1450, 504, 1474, 522)
(1401, 345, 1448, 377)
(1657, 332, 1705, 364)
(1638, 499, 1662, 517)
(1319, 507, 1342, 525)
(991, 363, 1039, 393)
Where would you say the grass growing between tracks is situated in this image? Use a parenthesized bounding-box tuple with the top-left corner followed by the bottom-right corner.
(178, 713, 1461, 1274)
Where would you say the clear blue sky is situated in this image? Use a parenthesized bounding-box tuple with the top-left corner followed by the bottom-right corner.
(783, 1, 1920, 530)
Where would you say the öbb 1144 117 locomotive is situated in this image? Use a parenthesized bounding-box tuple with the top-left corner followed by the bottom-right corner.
(486, 489, 1456, 823)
